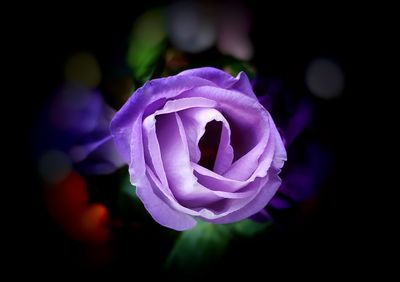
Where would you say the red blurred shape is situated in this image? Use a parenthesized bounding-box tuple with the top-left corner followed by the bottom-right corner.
(45, 171, 110, 244)
(45, 171, 88, 220)
(80, 204, 110, 244)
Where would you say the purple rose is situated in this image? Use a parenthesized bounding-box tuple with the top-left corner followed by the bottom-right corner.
(111, 67, 286, 230)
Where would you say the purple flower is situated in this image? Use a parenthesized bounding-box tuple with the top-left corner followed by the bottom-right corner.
(110, 67, 286, 230)
(35, 83, 124, 175)
(251, 77, 333, 224)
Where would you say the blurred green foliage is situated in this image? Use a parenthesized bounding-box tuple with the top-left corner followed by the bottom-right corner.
(119, 173, 271, 272)
(165, 219, 271, 272)
(126, 8, 167, 84)
(164, 221, 232, 272)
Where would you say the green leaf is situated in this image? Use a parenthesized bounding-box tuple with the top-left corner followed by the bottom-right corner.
(117, 174, 142, 218)
(126, 8, 167, 84)
(225, 61, 256, 79)
(127, 40, 165, 83)
(164, 218, 272, 273)
(164, 221, 232, 272)
(230, 219, 272, 237)
(119, 174, 138, 200)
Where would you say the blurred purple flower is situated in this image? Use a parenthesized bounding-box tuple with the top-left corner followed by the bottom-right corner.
(251, 77, 333, 222)
(35, 83, 124, 175)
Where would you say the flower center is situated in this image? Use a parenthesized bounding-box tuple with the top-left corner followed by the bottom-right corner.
(198, 120, 222, 171)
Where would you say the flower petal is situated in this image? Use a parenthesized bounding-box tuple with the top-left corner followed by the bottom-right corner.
(224, 111, 285, 181)
(197, 176, 267, 220)
(179, 67, 257, 99)
(72, 135, 126, 174)
(142, 117, 169, 187)
(142, 97, 217, 185)
(111, 76, 217, 184)
(284, 98, 313, 146)
(191, 162, 249, 192)
(110, 75, 215, 164)
(156, 113, 221, 206)
(135, 173, 197, 231)
(208, 169, 282, 224)
(181, 85, 272, 180)
(179, 107, 234, 173)
(142, 99, 249, 211)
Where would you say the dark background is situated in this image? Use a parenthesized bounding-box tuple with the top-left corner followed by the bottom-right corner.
(9, 1, 372, 279)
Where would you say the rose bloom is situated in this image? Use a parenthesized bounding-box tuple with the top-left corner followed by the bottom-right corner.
(111, 67, 286, 230)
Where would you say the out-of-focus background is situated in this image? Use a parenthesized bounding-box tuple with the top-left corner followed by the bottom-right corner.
(11, 0, 364, 278)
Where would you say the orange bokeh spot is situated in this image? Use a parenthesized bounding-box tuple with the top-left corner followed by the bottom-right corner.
(45, 171, 88, 221)
(44, 171, 110, 244)
(79, 204, 110, 244)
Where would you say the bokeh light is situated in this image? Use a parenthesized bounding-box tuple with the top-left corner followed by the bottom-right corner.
(45, 171, 110, 244)
(80, 203, 110, 244)
(133, 9, 166, 46)
(126, 8, 167, 82)
(217, 2, 253, 60)
(64, 52, 101, 89)
(105, 75, 135, 108)
(305, 57, 345, 99)
(50, 84, 103, 134)
(38, 149, 72, 184)
(167, 1, 217, 53)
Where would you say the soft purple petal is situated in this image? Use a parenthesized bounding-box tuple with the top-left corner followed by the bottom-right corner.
(284, 99, 314, 146)
(148, 97, 218, 116)
(37, 84, 126, 174)
(192, 162, 252, 192)
(70, 135, 113, 162)
(197, 177, 267, 220)
(50, 84, 103, 134)
(135, 171, 197, 231)
(271, 118, 287, 169)
(233, 72, 257, 98)
(110, 75, 216, 165)
(156, 113, 223, 206)
(74, 136, 126, 174)
(145, 160, 253, 219)
(179, 107, 234, 174)
(142, 109, 281, 221)
(179, 85, 274, 181)
(180, 86, 264, 159)
(140, 96, 262, 215)
(247, 112, 286, 179)
(250, 209, 273, 222)
(181, 83, 286, 180)
(145, 166, 199, 216)
(142, 116, 169, 188)
(74, 103, 126, 174)
(269, 190, 292, 209)
(179, 67, 257, 99)
(223, 128, 272, 181)
(208, 170, 282, 224)
(142, 97, 217, 185)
